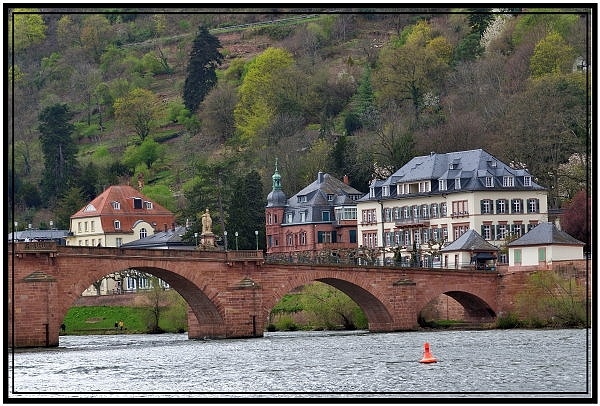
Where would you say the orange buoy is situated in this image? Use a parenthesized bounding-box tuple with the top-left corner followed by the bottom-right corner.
(419, 342, 437, 363)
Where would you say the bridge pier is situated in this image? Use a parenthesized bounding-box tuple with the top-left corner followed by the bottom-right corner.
(8, 266, 62, 348)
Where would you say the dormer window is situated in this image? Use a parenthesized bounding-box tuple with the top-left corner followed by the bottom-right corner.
(111, 201, 120, 210)
(438, 179, 447, 191)
(297, 195, 307, 203)
(300, 211, 306, 222)
(286, 212, 293, 223)
(84, 204, 96, 212)
(382, 186, 389, 197)
(485, 177, 493, 187)
(327, 194, 334, 201)
(133, 197, 143, 209)
(454, 178, 461, 190)
(369, 187, 375, 198)
(503, 176, 514, 187)
(418, 181, 430, 193)
(114, 220, 121, 229)
(144, 201, 153, 209)
(523, 176, 532, 186)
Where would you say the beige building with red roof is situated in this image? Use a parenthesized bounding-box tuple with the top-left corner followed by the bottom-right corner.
(66, 184, 175, 248)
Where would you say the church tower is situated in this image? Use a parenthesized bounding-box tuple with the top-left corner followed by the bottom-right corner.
(265, 159, 287, 254)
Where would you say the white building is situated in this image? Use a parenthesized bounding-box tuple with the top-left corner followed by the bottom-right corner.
(507, 222, 585, 269)
(356, 149, 548, 265)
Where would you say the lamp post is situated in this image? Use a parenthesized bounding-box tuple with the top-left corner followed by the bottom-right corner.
(235, 232, 239, 251)
(255, 230, 259, 251)
(224, 230, 228, 251)
(194, 232, 198, 246)
(378, 199, 386, 265)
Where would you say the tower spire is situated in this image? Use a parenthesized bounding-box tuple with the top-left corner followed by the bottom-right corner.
(272, 158, 282, 191)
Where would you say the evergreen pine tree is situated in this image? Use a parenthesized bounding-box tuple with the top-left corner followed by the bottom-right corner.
(183, 26, 224, 113)
(228, 170, 265, 250)
(38, 103, 78, 204)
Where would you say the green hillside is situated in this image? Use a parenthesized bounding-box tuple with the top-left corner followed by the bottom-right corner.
(8, 7, 591, 247)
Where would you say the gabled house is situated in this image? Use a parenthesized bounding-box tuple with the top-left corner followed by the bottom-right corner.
(67, 184, 176, 296)
(507, 222, 586, 271)
(265, 161, 365, 259)
(65, 184, 175, 248)
(440, 229, 499, 270)
(356, 149, 548, 265)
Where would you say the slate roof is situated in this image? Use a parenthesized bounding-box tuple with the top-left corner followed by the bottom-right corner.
(71, 185, 175, 234)
(440, 229, 499, 252)
(8, 229, 69, 242)
(507, 222, 585, 247)
(120, 225, 195, 249)
(362, 148, 545, 201)
(284, 172, 365, 224)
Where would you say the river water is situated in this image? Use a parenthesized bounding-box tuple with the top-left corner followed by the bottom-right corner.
(7, 329, 593, 400)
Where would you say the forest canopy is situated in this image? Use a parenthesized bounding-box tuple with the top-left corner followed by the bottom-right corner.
(8, 7, 592, 240)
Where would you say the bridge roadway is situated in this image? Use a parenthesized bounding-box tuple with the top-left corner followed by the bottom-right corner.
(8, 242, 520, 348)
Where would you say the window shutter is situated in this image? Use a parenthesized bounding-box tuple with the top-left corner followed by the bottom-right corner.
(480, 200, 485, 213)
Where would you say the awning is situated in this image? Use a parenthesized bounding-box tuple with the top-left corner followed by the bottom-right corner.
(473, 252, 496, 261)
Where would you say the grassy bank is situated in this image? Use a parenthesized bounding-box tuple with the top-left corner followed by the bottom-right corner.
(61, 305, 186, 335)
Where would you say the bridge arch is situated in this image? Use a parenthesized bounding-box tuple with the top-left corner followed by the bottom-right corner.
(261, 268, 395, 332)
(57, 262, 227, 340)
(417, 285, 497, 325)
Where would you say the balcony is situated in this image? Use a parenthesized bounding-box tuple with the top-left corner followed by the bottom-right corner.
(450, 211, 470, 218)
(394, 217, 430, 227)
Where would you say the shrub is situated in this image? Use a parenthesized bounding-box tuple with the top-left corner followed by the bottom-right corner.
(496, 312, 522, 329)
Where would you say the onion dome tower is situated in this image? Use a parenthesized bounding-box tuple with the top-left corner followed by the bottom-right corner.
(265, 159, 287, 254)
(266, 158, 287, 208)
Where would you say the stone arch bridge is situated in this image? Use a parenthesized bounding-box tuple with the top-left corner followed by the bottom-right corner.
(8, 242, 524, 348)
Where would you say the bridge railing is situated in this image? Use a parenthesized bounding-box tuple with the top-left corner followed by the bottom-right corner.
(265, 253, 498, 272)
(11, 241, 57, 252)
(226, 250, 264, 262)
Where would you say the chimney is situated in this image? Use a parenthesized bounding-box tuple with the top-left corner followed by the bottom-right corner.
(343, 175, 349, 185)
(172, 222, 176, 231)
(163, 223, 167, 232)
(318, 172, 324, 184)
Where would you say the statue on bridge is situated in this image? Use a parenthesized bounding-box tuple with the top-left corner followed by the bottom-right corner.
(201, 208, 213, 235)
(198, 209, 216, 249)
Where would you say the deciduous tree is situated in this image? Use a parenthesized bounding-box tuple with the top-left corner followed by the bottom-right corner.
(234, 47, 295, 142)
(530, 32, 576, 78)
(374, 20, 452, 123)
(113, 88, 162, 141)
(9, 8, 46, 52)
(560, 190, 590, 253)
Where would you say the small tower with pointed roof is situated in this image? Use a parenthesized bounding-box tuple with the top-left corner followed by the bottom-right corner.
(265, 159, 287, 253)
(266, 158, 286, 207)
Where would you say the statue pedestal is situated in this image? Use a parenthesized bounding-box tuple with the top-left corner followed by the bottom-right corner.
(198, 232, 217, 250)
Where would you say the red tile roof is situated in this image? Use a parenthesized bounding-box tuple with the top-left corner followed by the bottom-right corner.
(71, 185, 175, 234)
